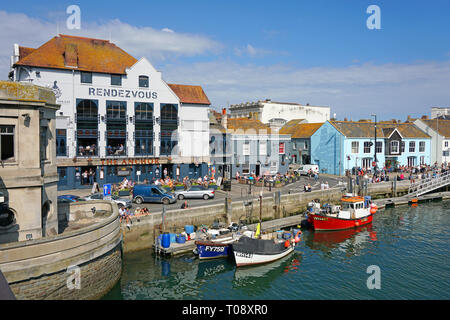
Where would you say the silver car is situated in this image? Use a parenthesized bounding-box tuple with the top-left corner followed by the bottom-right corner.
(84, 192, 132, 208)
(174, 186, 215, 200)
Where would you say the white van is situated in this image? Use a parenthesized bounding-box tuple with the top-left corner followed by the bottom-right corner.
(296, 164, 319, 176)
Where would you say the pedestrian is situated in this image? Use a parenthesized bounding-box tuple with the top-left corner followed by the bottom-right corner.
(89, 169, 94, 185)
(82, 170, 88, 185)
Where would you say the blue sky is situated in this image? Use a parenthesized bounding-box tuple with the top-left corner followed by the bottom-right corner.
(1, 0, 449, 120)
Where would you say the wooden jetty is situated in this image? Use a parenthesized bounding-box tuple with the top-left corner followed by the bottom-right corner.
(374, 191, 450, 209)
(153, 239, 197, 256)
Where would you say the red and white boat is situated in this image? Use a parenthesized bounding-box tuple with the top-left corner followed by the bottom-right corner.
(307, 194, 377, 231)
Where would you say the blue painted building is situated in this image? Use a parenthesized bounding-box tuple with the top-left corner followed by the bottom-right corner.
(310, 121, 431, 176)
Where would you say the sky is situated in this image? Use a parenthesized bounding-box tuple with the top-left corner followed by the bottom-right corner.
(0, 0, 449, 120)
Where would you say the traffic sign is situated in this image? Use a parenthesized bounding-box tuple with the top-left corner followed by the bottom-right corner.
(103, 184, 112, 200)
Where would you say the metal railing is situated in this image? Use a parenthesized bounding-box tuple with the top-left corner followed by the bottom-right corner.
(407, 170, 450, 196)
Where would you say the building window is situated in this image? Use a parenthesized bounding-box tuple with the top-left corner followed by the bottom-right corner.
(391, 141, 399, 154)
(376, 141, 382, 153)
(135, 102, 154, 156)
(362, 158, 371, 169)
(81, 72, 92, 84)
(409, 141, 415, 153)
(76, 99, 98, 157)
(292, 142, 296, 150)
(56, 129, 67, 157)
(0, 125, 14, 161)
(351, 141, 359, 154)
(40, 126, 48, 161)
(58, 167, 67, 185)
(279, 142, 285, 154)
(139, 75, 149, 88)
(304, 140, 308, 150)
(400, 141, 405, 153)
(160, 104, 178, 155)
(111, 74, 122, 86)
(443, 151, 450, 157)
(243, 142, 250, 156)
(420, 156, 425, 165)
(445, 141, 448, 148)
(106, 101, 127, 156)
(364, 141, 371, 153)
(419, 141, 425, 152)
(407, 156, 416, 167)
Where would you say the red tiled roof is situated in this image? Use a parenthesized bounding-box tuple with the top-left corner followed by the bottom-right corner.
(168, 84, 211, 105)
(227, 118, 272, 134)
(14, 34, 138, 74)
(280, 121, 323, 138)
(18, 46, 35, 60)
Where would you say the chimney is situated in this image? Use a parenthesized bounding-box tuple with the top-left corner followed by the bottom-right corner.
(221, 107, 227, 129)
(64, 44, 78, 67)
(344, 117, 348, 121)
(421, 115, 428, 120)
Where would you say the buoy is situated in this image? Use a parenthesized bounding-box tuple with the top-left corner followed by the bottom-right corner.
(294, 230, 302, 243)
(411, 198, 418, 203)
(284, 240, 290, 248)
(355, 221, 360, 227)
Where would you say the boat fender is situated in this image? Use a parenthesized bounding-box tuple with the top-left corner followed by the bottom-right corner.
(355, 221, 360, 227)
(370, 203, 378, 214)
(294, 230, 302, 243)
(284, 240, 290, 248)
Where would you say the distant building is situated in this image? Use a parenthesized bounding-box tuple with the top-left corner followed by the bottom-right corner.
(10, 35, 211, 189)
(0, 81, 60, 243)
(209, 108, 232, 179)
(414, 118, 450, 165)
(431, 107, 450, 119)
(279, 120, 324, 166)
(228, 99, 330, 125)
(310, 121, 431, 175)
(226, 117, 290, 176)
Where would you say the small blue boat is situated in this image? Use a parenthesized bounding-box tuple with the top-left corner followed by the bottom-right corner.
(195, 239, 233, 260)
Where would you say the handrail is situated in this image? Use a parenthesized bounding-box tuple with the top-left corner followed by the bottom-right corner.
(407, 170, 450, 196)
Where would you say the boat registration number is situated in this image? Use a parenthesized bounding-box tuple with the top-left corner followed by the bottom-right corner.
(236, 252, 253, 259)
(314, 217, 328, 221)
(361, 218, 368, 222)
(205, 246, 225, 252)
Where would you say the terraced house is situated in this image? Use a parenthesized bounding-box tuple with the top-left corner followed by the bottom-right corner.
(9, 35, 211, 189)
(310, 120, 431, 175)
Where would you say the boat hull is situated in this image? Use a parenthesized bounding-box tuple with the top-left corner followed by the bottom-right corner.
(233, 246, 295, 267)
(310, 213, 373, 231)
(195, 240, 232, 260)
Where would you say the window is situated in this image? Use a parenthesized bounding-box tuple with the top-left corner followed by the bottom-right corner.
(106, 101, 127, 156)
(76, 99, 98, 157)
(292, 142, 296, 150)
(139, 75, 149, 88)
(135, 102, 153, 121)
(106, 101, 127, 119)
(81, 72, 92, 84)
(279, 142, 285, 154)
(304, 140, 308, 150)
(420, 156, 425, 165)
(400, 141, 405, 153)
(445, 141, 449, 148)
(243, 142, 250, 156)
(376, 141, 382, 153)
(362, 158, 371, 169)
(40, 126, 48, 161)
(111, 74, 122, 86)
(409, 141, 415, 153)
(444, 151, 450, 157)
(391, 141, 399, 154)
(407, 156, 416, 167)
(419, 141, 425, 152)
(56, 129, 67, 157)
(0, 125, 14, 161)
(351, 141, 359, 154)
(364, 142, 371, 153)
(259, 141, 266, 155)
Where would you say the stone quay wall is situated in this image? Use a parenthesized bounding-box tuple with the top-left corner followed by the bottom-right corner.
(0, 201, 122, 300)
(122, 180, 410, 253)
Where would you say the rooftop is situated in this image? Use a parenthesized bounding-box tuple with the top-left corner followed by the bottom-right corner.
(14, 34, 138, 74)
(329, 121, 430, 139)
(0, 81, 57, 106)
(227, 118, 272, 134)
(279, 121, 324, 138)
(419, 119, 450, 138)
(167, 84, 211, 105)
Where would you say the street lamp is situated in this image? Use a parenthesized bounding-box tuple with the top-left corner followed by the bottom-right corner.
(371, 114, 377, 172)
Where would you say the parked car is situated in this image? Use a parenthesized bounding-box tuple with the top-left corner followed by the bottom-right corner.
(132, 184, 177, 205)
(57, 195, 85, 203)
(174, 185, 215, 200)
(83, 193, 132, 209)
(296, 164, 319, 176)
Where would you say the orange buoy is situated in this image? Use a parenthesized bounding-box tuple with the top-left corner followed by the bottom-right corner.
(355, 221, 360, 227)
(284, 240, 290, 248)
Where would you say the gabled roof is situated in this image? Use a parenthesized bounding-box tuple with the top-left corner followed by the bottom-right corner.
(419, 119, 450, 138)
(14, 34, 138, 74)
(227, 118, 272, 134)
(279, 121, 323, 138)
(329, 121, 430, 139)
(167, 84, 211, 105)
(18, 46, 35, 60)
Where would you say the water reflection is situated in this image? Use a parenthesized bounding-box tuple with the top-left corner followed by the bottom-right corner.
(196, 258, 234, 280)
(232, 252, 302, 294)
(304, 225, 376, 258)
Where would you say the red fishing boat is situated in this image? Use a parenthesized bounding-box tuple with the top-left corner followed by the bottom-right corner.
(307, 194, 377, 231)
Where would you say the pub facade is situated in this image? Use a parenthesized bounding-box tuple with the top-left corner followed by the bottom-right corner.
(11, 35, 210, 189)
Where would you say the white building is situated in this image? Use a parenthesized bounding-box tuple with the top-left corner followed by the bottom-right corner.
(10, 35, 211, 189)
(414, 118, 450, 165)
(431, 107, 450, 119)
(228, 99, 330, 125)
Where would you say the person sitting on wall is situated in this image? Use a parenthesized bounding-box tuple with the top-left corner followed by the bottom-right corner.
(119, 206, 131, 228)
(181, 200, 189, 209)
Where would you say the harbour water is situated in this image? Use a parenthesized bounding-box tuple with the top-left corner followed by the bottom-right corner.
(103, 201, 450, 300)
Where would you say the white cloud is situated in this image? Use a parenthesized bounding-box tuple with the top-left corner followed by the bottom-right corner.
(0, 10, 221, 79)
(162, 60, 450, 120)
(234, 44, 272, 57)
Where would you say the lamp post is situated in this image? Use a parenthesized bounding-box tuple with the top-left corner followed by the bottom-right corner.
(371, 114, 377, 172)
(436, 112, 441, 166)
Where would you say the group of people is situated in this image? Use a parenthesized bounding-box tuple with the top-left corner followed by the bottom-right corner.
(76, 168, 96, 185)
(78, 144, 97, 157)
(107, 144, 125, 156)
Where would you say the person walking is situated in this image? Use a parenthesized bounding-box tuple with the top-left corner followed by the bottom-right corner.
(82, 170, 88, 185)
(89, 169, 94, 185)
